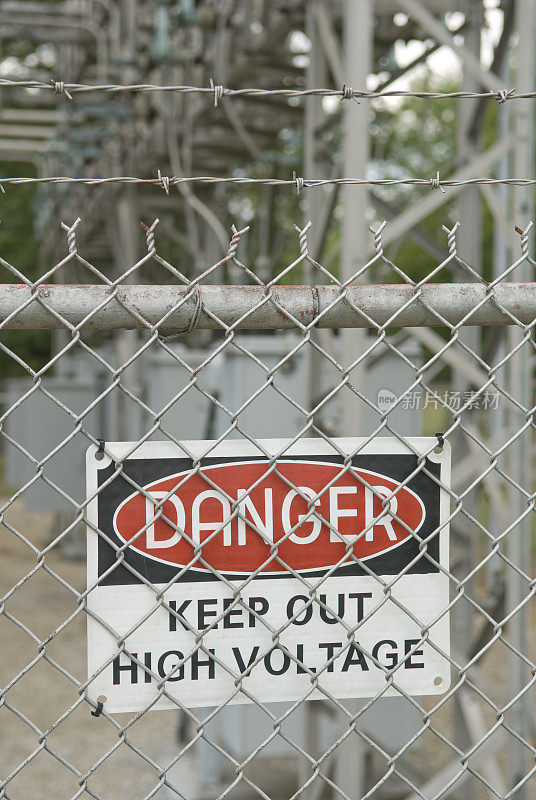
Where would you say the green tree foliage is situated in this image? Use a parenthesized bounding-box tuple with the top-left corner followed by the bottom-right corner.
(0, 161, 50, 377)
(235, 73, 497, 287)
(370, 80, 496, 285)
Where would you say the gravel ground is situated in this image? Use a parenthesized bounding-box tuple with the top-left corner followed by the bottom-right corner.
(1, 496, 535, 800)
(1, 500, 191, 800)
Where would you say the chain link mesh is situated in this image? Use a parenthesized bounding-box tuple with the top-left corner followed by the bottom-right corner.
(1, 218, 535, 800)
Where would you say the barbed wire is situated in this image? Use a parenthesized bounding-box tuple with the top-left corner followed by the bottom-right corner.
(2, 173, 536, 192)
(0, 77, 526, 105)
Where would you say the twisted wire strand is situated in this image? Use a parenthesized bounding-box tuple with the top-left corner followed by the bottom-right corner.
(2, 174, 536, 190)
(0, 78, 527, 103)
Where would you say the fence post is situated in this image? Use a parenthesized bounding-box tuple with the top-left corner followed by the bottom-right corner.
(334, 1, 372, 797)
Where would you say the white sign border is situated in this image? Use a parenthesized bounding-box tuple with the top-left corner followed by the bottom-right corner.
(86, 437, 451, 710)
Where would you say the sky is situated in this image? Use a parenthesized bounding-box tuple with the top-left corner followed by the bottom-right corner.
(388, 5, 503, 88)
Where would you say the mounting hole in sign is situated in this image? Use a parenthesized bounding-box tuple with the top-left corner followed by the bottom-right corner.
(97, 695, 107, 704)
(434, 676, 443, 687)
(95, 450, 105, 461)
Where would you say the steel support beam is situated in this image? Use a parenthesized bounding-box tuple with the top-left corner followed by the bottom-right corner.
(311, 2, 344, 87)
(396, 0, 504, 91)
(452, 13, 484, 797)
(339, 0, 371, 438)
(365, 136, 514, 259)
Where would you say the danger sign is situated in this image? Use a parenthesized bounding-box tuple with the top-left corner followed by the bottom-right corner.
(86, 437, 451, 712)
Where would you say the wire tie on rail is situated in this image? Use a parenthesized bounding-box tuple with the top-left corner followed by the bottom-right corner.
(429, 171, 445, 193)
(293, 171, 305, 194)
(157, 170, 171, 195)
(188, 284, 203, 333)
(209, 78, 224, 107)
(51, 80, 73, 101)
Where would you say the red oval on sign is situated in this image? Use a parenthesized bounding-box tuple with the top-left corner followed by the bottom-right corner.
(113, 460, 425, 574)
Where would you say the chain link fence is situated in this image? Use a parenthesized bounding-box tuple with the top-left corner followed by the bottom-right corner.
(1, 217, 535, 800)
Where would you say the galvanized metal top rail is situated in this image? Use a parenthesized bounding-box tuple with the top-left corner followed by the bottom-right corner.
(1, 283, 535, 330)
